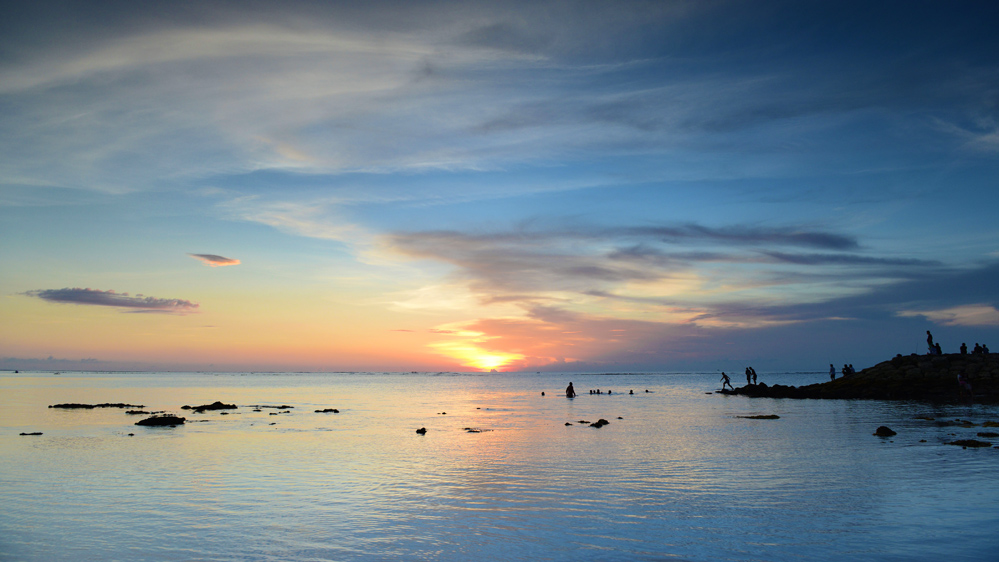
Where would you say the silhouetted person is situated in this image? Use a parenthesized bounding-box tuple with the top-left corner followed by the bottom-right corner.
(848, 364, 855, 375)
(842, 364, 850, 377)
(984, 344, 990, 354)
(958, 373, 973, 402)
(751, 368, 757, 384)
(927, 330, 934, 354)
(745, 367, 752, 385)
(960, 342, 968, 355)
(830, 364, 836, 380)
(974, 343, 982, 354)
(720, 372, 733, 390)
(934, 343, 942, 355)
(565, 382, 576, 398)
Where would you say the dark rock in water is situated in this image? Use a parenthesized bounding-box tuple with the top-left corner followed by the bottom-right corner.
(50, 403, 144, 409)
(182, 401, 237, 413)
(19, 432, 43, 436)
(250, 405, 294, 410)
(977, 432, 999, 438)
(947, 439, 992, 448)
(135, 415, 186, 427)
(415, 427, 427, 434)
(738, 415, 780, 420)
(315, 408, 340, 413)
(874, 426, 897, 437)
(125, 410, 150, 415)
(590, 419, 610, 428)
(565, 422, 573, 426)
(577, 420, 590, 424)
(127, 433, 134, 436)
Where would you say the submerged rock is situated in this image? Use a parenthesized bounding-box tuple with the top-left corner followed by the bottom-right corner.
(135, 415, 186, 427)
(738, 415, 780, 420)
(874, 426, 897, 437)
(315, 408, 340, 413)
(182, 401, 237, 413)
(415, 427, 427, 434)
(947, 439, 992, 448)
(19, 432, 43, 436)
(590, 419, 610, 428)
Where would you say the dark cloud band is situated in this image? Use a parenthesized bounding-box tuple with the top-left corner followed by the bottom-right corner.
(26, 288, 199, 313)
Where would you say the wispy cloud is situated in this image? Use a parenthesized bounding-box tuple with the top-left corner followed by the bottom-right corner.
(189, 253, 241, 267)
(898, 305, 999, 327)
(25, 288, 199, 313)
(387, 220, 965, 367)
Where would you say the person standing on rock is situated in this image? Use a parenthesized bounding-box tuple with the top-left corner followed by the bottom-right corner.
(746, 367, 753, 385)
(830, 364, 836, 380)
(720, 372, 733, 391)
(927, 330, 934, 354)
(751, 367, 757, 384)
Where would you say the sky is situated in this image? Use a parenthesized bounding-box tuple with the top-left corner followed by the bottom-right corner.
(2, 0, 998, 373)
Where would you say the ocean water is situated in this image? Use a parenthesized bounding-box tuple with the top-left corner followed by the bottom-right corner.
(1, 370, 997, 562)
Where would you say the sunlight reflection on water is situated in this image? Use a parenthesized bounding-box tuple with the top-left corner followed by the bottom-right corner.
(2, 371, 998, 561)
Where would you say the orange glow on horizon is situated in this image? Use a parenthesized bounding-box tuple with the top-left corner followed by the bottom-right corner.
(428, 340, 524, 372)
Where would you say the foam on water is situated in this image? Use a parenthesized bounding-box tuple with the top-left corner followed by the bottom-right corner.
(1, 371, 997, 561)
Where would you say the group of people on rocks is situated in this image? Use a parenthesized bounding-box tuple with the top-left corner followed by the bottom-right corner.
(964, 342, 991, 355)
(928, 331, 990, 355)
(829, 364, 855, 380)
(719, 367, 760, 390)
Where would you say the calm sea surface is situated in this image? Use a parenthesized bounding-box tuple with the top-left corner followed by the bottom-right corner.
(1, 371, 997, 561)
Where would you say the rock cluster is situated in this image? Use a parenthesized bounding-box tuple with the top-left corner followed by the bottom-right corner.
(182, 401, 237, 413)
(135, 415, 186, 426)
(723, 353, 999, 402)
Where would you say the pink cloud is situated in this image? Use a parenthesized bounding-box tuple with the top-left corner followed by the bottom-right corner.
(189, 253, 241, 267)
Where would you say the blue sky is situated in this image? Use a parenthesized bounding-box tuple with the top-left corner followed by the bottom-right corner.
(2, 1, 998, 372)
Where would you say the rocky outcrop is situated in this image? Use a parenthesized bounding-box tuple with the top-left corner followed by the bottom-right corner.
(182, 401, 237, 413)
(722, 354, 999, 402)
(135, 415, 186, 426)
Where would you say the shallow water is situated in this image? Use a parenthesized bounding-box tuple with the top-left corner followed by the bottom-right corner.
(2, 371, 997, 561)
